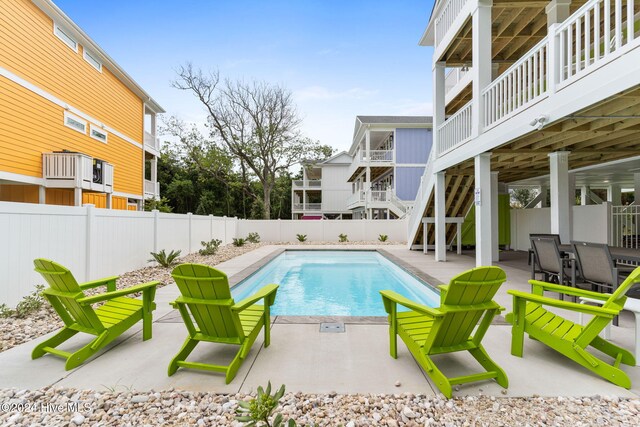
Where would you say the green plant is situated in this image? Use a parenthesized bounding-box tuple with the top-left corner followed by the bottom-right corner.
(199, 239, 222, 256)
(233, 238, 246, 247)
(236, 382, 296, 427)
(143, 197, 173, 213)
(0, 303, 14, 318)
(338, 233, 348, 242)
(1, 285, 46, 318)
(296, 234, 307, 242)
(246, 232, 261, 244)
(378, 234, 388, 242)
(149, 249, 181, 267)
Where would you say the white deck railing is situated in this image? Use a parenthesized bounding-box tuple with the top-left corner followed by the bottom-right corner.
(144, 131, 160, 152)
(557, 0, 638, 86)
(482, 38, 549, 128)
(407, 149, 436, 243)
(434, 0, 469, 46)
(437, 100, 472, 156)
(445, 67, 471, 93)
(611, 204, 640, 248)
(43, 152, 113, 192)
(368, 150, 394, 162)
(144, 179, 160, 197)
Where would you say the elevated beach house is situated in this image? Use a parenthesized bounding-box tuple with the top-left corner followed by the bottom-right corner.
(408, 0, 640, 264)
(0, 0, 164, 210)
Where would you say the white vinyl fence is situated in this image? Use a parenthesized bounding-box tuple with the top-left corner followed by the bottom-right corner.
(237, 219, 408, 243)
(510, 203, 611, 251)
(0, 202, 238, 306)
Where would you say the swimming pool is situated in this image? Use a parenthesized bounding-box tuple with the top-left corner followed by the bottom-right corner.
(231, 250, 439, 316)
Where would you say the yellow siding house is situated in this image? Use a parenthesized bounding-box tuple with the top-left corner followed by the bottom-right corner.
(0, 0, 164, 210)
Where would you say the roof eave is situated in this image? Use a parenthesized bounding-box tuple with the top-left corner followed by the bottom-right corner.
(32, 0, 166, 113)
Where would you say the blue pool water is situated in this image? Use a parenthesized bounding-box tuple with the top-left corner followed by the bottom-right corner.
(231, 251, 439, 316)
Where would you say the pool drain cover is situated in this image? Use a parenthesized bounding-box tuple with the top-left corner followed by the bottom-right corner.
(320, 322, 345, 333)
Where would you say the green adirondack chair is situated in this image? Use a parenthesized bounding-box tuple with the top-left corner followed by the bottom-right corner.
(32, 259, 158, 370)
(380, 266, 508, 398)
(168, 263, 278, 383)
(506, 267, 640, 388)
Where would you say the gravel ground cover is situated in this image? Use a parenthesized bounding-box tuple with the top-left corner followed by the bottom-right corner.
(0, 241, 400, 353)
(1, 388, 638, 426)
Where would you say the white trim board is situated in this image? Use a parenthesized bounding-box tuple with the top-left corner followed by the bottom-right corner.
(0, 171, 45, 186)
(112, 191, 142, 200)
(0, 66, 142, 149)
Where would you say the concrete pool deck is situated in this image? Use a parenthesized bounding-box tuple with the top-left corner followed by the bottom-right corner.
(1, 244, 640, 398)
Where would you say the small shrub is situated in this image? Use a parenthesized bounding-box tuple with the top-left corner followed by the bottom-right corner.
(1, 285, 46, 319)
(149, 249, 181, 267)
(199, 239, 222, 256)
(338, 233, 348, 242)
(0, 303, 14, 318)
(296, 234, 307, 242)
(233, 238, 246, 247)
(236, 382, 296, 427)
(378, 234, 388, 242)
(246, 232, 261, 244)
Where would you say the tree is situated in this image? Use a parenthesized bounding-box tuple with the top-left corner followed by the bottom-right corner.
(172, 64, 334, 218)
(510, 188, 539, 208)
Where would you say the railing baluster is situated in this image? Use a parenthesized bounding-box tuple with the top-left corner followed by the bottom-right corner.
(576, 17, 582, 72)
(604, 0, 611, 55)
(595, 2, 601, 59)
(615, 0, 622, 50)
(627, 0, 634, 44)
(585, 8, 591, 66)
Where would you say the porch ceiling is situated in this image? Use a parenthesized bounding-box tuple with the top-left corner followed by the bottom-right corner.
(441, 0, 587, 66)
(445, 85, 640, 183)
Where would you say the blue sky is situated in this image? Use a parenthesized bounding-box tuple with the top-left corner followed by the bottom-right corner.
(55, 0, 435, 152)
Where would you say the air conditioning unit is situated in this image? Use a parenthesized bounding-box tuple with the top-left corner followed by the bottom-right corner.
(93, 158, 104, 184)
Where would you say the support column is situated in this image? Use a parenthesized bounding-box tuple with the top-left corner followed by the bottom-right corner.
(546, 0, 571, 26)
(38, 186, 46, 204)
(607, 184, 622, 206)
(475, 153, 493, 266)
(491, 172, 499, 261)
(106, 193, 112, 209)
(549, 152, 571, 243)
(471, 0, 492, 137)
(74, 188, 82, 207)
(433, 62, 445, 154)
(435, 171, 447, 262)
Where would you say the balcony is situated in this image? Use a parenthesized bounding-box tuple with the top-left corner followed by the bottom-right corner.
(144, 131, 160, 156)
(347, 149, 394, 181)
(292, 202, 322, 211)
(434, 0, 640, 159)
(347, 189, 410, 217)
(43, 152, 113, 193)
(292, 179, 322, 189)
(144, 179, 160, 199)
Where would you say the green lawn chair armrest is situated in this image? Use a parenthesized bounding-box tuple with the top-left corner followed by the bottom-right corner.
(508, 290, 619, 317)
(79, 276, 119, 292)
(171, 296, 235, 307)
(380, 290, 443, 318)
(232, 284, 279, 312)
(529, 280, 613, 300)
(78, 281, 160, 305)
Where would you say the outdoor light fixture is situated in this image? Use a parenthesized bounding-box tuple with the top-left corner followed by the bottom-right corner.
(529, 115, 549, 130)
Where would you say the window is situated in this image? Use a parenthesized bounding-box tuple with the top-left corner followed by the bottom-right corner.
(64, 111, 86, 134)
(89, 124, 108, 143)
(83, 49, 102, 72)
(53, 23, 77, 52)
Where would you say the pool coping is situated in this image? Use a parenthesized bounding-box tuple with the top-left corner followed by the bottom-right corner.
(224, 247, 445, 325)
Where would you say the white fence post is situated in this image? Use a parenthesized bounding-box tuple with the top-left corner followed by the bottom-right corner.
(84, 204, 95, 281)
(187, 212, 193, 253)
(152, 209, 159, 254)
(223, 216, 227, 243)
(209, 214, 214, 240)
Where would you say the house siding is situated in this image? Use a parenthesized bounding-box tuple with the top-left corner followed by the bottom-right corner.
(0, 0, 143, 142)
(0, 77, 143, 195)
(0, 0, 145, 196)
(395, 128, 431, 164)
(396, 166, 425, 201)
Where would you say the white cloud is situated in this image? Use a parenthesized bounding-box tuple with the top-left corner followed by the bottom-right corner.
(294, 86, 378, 101)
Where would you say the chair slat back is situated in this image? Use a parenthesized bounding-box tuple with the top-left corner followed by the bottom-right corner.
(434, 266, 506, 348)
(572, 242, 616, 286)
(171, 264, 243, 339)
(33, 259, 103, 331)
(531, 237, 562, 273)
